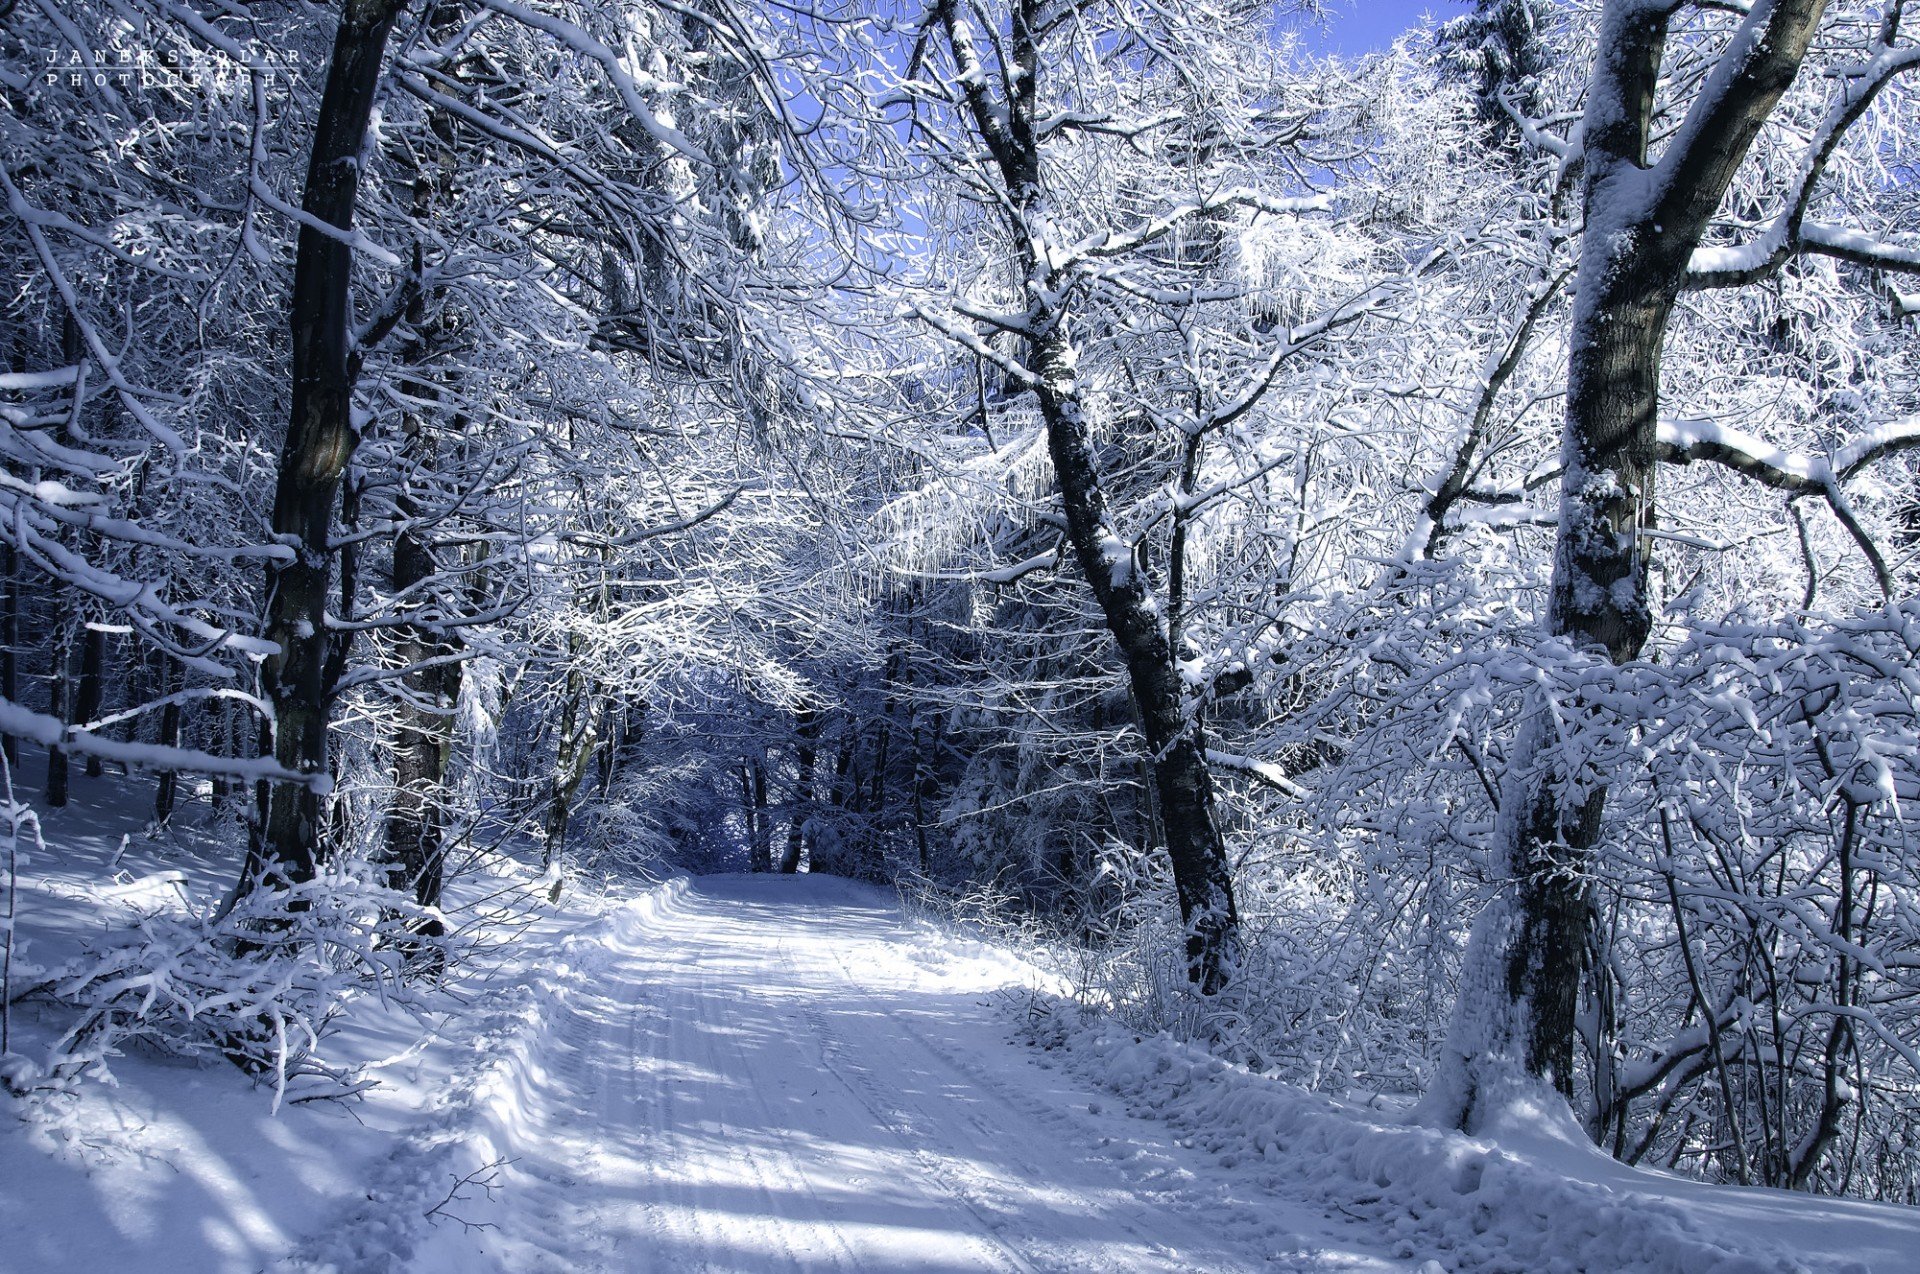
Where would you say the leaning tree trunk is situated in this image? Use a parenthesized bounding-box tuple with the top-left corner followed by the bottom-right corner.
(932, 0, 1239, 992)
(247, 0, 413, 893)
(1032, 327, 1241, 994)
(1426, 0, 1829, 1133)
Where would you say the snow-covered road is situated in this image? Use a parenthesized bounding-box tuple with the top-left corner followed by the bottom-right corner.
(14, 845, 1915, 1274)
(411, 873, 1399, 1273)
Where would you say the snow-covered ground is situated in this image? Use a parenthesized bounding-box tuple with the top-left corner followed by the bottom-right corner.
(4, 784, 1918, 1272)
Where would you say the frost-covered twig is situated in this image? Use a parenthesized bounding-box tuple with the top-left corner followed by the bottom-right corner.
(422, 1156, 515, 1232)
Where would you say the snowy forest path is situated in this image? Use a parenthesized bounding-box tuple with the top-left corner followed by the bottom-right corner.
(433, 872, 1402, 1273)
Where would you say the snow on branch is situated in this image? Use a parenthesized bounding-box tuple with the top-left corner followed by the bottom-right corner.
(0, 166, 186, 455)
(1657, 415, 1920, 596)
(1657, 415, 1920, 493)
(1048, 189, 1332, 274)
(243, 175, 406, 269)
(1685, 42, 1920, 287)
(0, 697, 312, 787)
(476, 0, 711, 166)
(976, 536, 1064, 585)
(906, 302, 1041, 388)
(1204, 748, 1305, 798)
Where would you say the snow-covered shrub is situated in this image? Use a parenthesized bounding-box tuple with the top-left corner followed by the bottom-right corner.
(574, 748, 729, 878)
(1308, 597, 1920, 1198)
(6, 861, 445, 1109)
(965, 577, 1920, 1201)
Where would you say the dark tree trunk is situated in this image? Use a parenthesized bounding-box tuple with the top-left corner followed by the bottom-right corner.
(75, 623, 105, 779)
(815, 738, 855, 877)
(780, 705, 816, 873)
(209, 700, 235, 810)
(542, 645, 601, 899)
(1032, 327, 1240, 994)
(1429, 0, 1830, 1133)
(41, 309, 85, 804)
(908, 697, 935, 876)
(742, 757, 771, 872)
(319, 474, 363, 864)
(932, 0, 1240, 992)
(864, 717, 891, 880)
(384, 484, 461, 922)
(381, 70, 465, 928)
(247, 0, 413, 893)
(153, 652, 181, 825)
(859, 652, 904, 880)
(44, 621, 71, 808)
(596, 702, 624, 794)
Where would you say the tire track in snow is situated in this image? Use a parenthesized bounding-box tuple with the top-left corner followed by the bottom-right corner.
(627, 884, 1027, 1273)
(786, 917, 1291, 1273)
(804, 935, 1237, 1269)
(338, 873, 1407, 1273)
(774, 943, 1043, 1274)
(630, 931, 867, 1272)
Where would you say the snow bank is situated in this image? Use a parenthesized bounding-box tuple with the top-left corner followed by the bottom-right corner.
(1020, 1001, 1912, 1274)
(275, 879, 694, 1274)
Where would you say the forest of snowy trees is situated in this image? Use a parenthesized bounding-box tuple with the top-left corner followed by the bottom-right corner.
(4, 0, 1920, 1221)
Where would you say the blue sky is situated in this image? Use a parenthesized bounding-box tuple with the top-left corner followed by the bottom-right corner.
(1297, 0, 1448, 54)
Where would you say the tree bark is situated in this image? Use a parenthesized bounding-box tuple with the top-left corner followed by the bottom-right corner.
(542, 645, 598, 895)
(1032, 329, 1240, 993)
(932, 0, 1240, 991)
(2, 544, 17, 769)
(1429, 0, 1830, 1133)
(74, 623, 105, 779)
(44, 620, 71, 808)
(780, 705, 817, 873)
(742, 756, 772, 872)
(383, 471, 461, 922)
(247, 0, 413, 892)
(209, 700, 236, 810)
(153, 650, 180, 825)
(381, 43, 466, 929)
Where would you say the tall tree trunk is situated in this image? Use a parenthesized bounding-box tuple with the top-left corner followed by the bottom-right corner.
(381, 47, 466, 929)
(910, 707, 939, 877)
(41, 308, 84, 804)
(44, 620, 71, 808)
(815, 738, 855, 877)
(1427, 0, 1829, 1133)
(74, 624, 105, 779)
(209, 700, 235, 810)
(152, 651, 181, 825)
(320, 474, 363, 864)
(596, 701, 627, 795)
(384, 466, 461, 923)
(780, 705, 817, 873)
(1036, 324, 1240, 994)
(864, 714, 891, 880)
(542, 648, 598, 897)
(932, 0, 1239, 992)
(2, 544, 17, 769)
(742, 756, 771, 872)
(247, 0, 413, 892)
